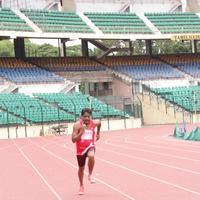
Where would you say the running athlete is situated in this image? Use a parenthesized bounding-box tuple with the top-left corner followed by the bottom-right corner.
(72, 108, 101, 195)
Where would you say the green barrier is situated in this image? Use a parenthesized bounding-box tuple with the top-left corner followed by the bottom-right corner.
(173, 125, 200, 141)
(173, 123, 184, 139)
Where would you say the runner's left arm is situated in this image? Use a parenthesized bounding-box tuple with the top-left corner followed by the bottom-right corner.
(94, 120, 101, 141)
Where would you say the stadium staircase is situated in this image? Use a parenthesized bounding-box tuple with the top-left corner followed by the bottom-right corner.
(118, 2, 130, 12)
(13, 9, 42, 32)
(44, 0, 60, 10)
(77, 12, 103, 34)
(169, 0, 182, 12)
(59, 81, 78, 93)
(0, 84, 19, 93)
(97, 40, 131, 59)
(136, 13, 161, 34)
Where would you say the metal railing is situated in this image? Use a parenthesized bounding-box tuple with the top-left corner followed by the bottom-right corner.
(0, 96, 142, 138)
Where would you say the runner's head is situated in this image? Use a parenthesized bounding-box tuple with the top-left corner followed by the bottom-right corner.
(81, 108, 92, 125)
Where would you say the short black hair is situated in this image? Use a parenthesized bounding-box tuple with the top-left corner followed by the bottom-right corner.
(81, 108, 92, 116)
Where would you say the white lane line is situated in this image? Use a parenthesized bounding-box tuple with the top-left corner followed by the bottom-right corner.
(61, 144, 200, 196)
(96, 156, 200, 196)
(28, 137, 200, 198)
(105, 139, 200, 162)
(41, 145, 136, 200)
(97, 147, 200, 175)
(144, 135, 200, 148)
(0, 145, 13, 151)
(61, 141, 200, 175)
(124, 138, 200, 154)
(29, 139, 136, 200)
(12, 140, 63, 200)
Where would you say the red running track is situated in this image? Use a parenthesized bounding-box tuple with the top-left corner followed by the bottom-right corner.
(0, 124, 200, 200)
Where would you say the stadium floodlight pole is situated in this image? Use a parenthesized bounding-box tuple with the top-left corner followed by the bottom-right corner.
(2, 101, 10, 139)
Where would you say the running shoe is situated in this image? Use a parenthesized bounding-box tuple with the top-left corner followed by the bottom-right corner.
(78, 185, 84, 195)
(88, 175, 96, 184)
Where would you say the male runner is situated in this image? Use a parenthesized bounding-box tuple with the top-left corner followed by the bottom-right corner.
(72, 108, 101, 195)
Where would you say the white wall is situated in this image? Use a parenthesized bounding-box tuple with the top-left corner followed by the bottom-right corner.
(76, 3, 123, 12)
(0, 118, 141, 139)
(142, 78, 191, 88)
(18, 83, 64, 95)
(132, 3, 173, 12)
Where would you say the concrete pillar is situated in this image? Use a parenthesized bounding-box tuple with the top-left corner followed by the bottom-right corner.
(61, 0, 76, 12)
(81, 40, 89, 57)
(60, 39, 67, 57)
(14, 38, 25, 58)
(191, 40, 197, 53)
(84, 82, 89, 94)
(145, 39, 152, 55)
(75, 84, 79, 92)
(129, 40, 133, 56)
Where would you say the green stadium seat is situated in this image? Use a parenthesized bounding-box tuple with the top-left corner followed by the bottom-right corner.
(21, 9, 93, 33)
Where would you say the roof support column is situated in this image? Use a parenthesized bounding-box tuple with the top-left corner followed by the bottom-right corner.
(58, 39, 67, 57)
(191, 40, 197, 53)
(129, 40, 133, 56)
(145, 39, 152, 55)
(81, 39, 89, 57)
(14, 38, 25, 58)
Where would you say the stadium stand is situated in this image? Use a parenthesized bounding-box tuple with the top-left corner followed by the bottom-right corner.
(34, 92, 127, 119)
(0, 92, 128, 125)
(21, 9, 93, 33)
(0, 8, 32, 31)
(0, 58, 64, 83)
(28, 57, 106, 72)
(3, 8, 200, 35)
(0, 109, 24, 125)
(159, 54, 200, 78)
(145, 12, 200, 33)
(152, 86, 200, 112)
(85, 12, 152, 34)
(101, 56, 184, 80)
(0, 93, 74, 123)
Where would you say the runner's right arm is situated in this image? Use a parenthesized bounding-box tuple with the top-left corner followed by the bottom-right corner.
(72, 123, 84, 143)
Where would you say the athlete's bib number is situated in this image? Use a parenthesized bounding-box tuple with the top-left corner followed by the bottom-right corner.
(81, 129, 93, 140)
